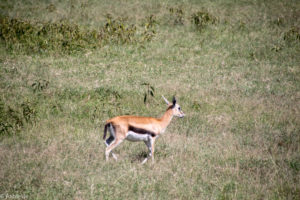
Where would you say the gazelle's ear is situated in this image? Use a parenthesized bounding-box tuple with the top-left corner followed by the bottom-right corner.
(162, 95, 170, 105)
(172, 96, 176, 105)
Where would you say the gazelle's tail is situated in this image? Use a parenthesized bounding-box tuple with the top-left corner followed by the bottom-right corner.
(103, 123, 109, 140)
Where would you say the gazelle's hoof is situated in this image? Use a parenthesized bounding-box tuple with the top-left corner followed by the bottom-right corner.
(112, 153, 118, 161)
(141, 158, 148, 165)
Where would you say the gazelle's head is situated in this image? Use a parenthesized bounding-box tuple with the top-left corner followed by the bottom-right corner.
(162, 95, 185, 118)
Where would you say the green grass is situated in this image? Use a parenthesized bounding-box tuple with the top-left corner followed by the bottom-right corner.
(0, 0, 299, 199)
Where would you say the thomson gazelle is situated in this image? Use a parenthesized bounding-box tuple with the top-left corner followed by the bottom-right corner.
(103, 96, 185, 164)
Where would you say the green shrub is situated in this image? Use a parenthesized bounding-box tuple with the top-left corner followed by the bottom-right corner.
(169, 7, 185, 25)
(284, 26, 300, 44)
(0, 100, 37, 136)
(100, 14, 137, 44)
(31, 79, 49, 93)
(0, 102, 23, 136)
(0, 14, 156, 55)
(191, 11, 217, 29)
(140, 15, 157, 42)
(0, 15, 101, 54)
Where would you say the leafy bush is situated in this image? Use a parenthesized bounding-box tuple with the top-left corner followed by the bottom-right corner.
(31, 79, 49, 93)
(284, 27, 300, 44)
(0, 102, 23, 136)
(100, 14, 137, 44)
(191, 11, 217, 29)
(0, 100, 37, 136)
(100, 14, 156, 44)
(0, 14, 157, 54)
(0, 15, 101, 54)
(169, 7, 185, 25)
(140, 15, 157, 42)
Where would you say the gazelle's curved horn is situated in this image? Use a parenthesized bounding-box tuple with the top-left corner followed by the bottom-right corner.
(162, 95, 170, 105)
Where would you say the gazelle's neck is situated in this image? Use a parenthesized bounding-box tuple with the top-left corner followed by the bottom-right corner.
(159, 108, 173, 130)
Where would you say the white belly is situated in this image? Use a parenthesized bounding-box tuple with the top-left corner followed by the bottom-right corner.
(126, 131, 150, 142)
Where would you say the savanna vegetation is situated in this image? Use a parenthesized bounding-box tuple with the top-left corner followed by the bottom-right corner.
(0, 0, 299, 199)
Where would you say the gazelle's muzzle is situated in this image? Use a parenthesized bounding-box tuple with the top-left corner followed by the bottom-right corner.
(179, 112, 185, 118)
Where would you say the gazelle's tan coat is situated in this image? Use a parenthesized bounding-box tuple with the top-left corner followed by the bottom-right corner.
(103, 96, 185, 164)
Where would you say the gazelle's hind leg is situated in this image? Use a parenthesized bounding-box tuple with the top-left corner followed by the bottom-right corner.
(105, 138, 123, 161)
(105, 124, 126, 161)
(104, 123, 119, 161)
(105, 135, 118, 160)
(105, 137, 118, 160)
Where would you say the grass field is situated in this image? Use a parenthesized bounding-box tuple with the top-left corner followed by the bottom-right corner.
(0, 0, 299, 199)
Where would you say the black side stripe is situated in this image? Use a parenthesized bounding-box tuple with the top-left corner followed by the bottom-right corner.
(128, 125, 156, 137)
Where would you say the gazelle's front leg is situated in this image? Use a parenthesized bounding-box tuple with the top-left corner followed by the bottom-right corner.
(151, 137, 156, 163)
(142, 136, 156, 164)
